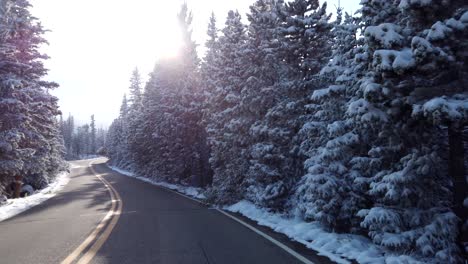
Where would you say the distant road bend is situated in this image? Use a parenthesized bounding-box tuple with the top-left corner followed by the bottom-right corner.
(0, 158, 335, 264)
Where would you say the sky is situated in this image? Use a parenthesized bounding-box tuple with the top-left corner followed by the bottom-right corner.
(31, 0, 360, 128)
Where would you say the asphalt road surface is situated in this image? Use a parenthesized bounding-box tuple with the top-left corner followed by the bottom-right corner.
(0, 158, 335, 264)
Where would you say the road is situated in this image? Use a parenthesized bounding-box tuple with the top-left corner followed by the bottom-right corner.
(0, 158, 335, 264)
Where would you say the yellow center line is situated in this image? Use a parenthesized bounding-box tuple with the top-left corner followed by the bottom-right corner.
(61, 161, 123, 264)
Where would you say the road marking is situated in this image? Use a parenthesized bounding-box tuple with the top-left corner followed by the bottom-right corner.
(162, 187, 208, 206)
(152, 184, 315, 264)
(61, 160, 123, 264)
(76, 172, 122, 264)
(215, 209, 315, 264)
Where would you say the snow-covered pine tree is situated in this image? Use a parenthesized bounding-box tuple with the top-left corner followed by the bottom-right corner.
(60, 114, 75, 159)
(294, 9, 367, 232)
(404, 2, 468, 257)
(59, 114, 105, 159)
(76, 124, 90, 156)
(243, 0, 332, 211)
(146, 59, 182, 181)
(106, 119, 124, 165)
(201, 12, 219, 98)
(199, 12, 220, 186)
(277, 0, 332, 79)
(0, 0, 65, 194)
(345, 0, 468, 261)
(205, 10, 249, 203)
(135, 4, 206, 185)
(130, 65, 161, 177)
(173, 3, 209, 186)
(107, 95, 129, 167)
(126, 68, 143, 171)
(240, 0, 292, 210)
(120, 94, 128, 118)
(95, 127, 107, 154)
(200, 12, 221, 188)
(90, 115, 96, 154)
(127, 68, 142, 107)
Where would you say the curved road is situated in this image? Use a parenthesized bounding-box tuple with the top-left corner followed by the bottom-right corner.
(0, 158, 335, 264)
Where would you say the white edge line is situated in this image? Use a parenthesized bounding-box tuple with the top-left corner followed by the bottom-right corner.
(162, 187, 207, 206)
(149, 182, 315, 264)
(215, 209, 315, 264)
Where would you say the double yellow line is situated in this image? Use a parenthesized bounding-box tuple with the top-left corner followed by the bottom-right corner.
(61, 161, 123, 264)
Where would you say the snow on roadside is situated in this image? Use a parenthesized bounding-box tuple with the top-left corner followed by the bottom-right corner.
(0, 171, 70, 222)
(108, 165, 206, 200)
(225, 200, 424, 264)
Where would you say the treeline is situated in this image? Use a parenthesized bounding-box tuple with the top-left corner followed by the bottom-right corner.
(59, 114, 106, 160)
(0, 0, 66, 196)
(106, 0, 468, 262)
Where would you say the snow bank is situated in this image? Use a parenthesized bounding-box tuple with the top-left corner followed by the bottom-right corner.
(0, 171, 70, 222)
(226, 200, 424, 264)
(108, 165, 206, 200)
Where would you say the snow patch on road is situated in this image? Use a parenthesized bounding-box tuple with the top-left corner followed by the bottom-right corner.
(108, 165, 206, 200)
(0, 171, 70, 222)
(225, 200, 424, 264)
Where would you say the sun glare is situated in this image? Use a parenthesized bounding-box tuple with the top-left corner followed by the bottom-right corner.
(156, 27, 182, 59)
(127, 6, 183, 61)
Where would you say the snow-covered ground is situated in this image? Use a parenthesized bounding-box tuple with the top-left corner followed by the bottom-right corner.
(0, 171, 70, 222)
(226, 200, 423, 264)
(108, 166, 206, 199)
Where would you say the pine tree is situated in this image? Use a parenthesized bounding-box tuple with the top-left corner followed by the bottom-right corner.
(107, 95, 129, 167)
(201, 12, 219, 92)
(241, 0, 291, 209)
(205, 10, 249, 203)
(174, 3, 208, 185)
(131, 64, 160, 177)
(90, 115, 96, 154)
(201, 12, 220, 131)
(199, 12, 219, 186)
(134, 4, 207, 184)
(294, 9, 365, 231)
(131, 59, 184, 179)
(106, 118, 125, 166)
(95, 127, 107, 155)
(126, 68, 143, 170)
(127, 68, 142, 107)
(0, 0, 65, 194)
(60, 113, 75, 159)
(338, 1, 468, 261)
(243, 0, 333, 211)
(405, 3, 468, 258)
(120, 94, 128, 118)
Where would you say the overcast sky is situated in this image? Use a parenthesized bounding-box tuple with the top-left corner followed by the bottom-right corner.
(32, 0, 360, 128)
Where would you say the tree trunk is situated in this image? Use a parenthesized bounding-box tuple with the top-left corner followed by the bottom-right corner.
(14, 175, 23, 198)
(448, 124, 467, 256)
